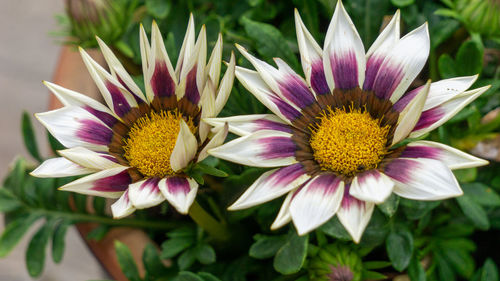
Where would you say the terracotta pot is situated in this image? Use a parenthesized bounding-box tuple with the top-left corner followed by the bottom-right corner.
(49, 45, 153, 281)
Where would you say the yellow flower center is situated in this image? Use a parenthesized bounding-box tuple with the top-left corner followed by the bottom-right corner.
(123, 110, 195, 178)
(309, 106, 390, 176)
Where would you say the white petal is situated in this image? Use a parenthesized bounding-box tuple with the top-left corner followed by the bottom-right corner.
(290, 174, 345, 235)
(366, 10, 400, 59)
(128, 178, 165, 209)
(337, 196, 375, 243)
(159, 176, 198, 214)
(404, 140, 488, 169)
(58, 147, 123, 170)
(204, 114, 290, 137)
(208, 130, 297, 168)
(30, 157, 95, 178)
(228, 163, 310, 210)
(206, 33, 223, 89)
(271, 191, 295, 230)
(199, 80, 217, 142)
(197, 123, 228, 163)
(385, 158, 462, 200)
(170, 119, 198, 172)
(423, 75, 478, 111)
(214, 52, 236, 115)
(43, 81, 112, 114)
(111, 190, 136, 219)
(175, 14, 196, 78)
(59, 167, 131, 199)
(350, 170, 394, 204)
(140, 24, 152, 98)
(392, 80, 430, 145)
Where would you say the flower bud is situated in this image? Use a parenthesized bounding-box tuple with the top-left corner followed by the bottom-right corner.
(307, 243, 362, 281)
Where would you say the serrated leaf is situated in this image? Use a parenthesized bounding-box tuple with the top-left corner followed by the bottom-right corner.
(457, 195, 490, 230)
(273, 233, 308, 274)
(52, 220, 71, 263)
(114, 241, 141, 281)
(86, 225, 110, 241)
(195, 163, 228, 177)
(21, 112, 42, 162)
(0, 188, 21, 212)
(26, 220, 56, 277)
(178, 247, 197, 270)
(142, 243, 167, 279)
(161, 236, 195, 259)
(0, 213, 41, 257)
(195, 244, 216, 264)
(386, 227, 413, 271)
(249, 235, 286, 259)
(175, 271, 204, 281)
(93, 197, 106, 215)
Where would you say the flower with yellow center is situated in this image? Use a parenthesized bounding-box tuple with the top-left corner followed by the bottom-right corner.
(31, 16, 235, 218)
(207, 1, 489, 242)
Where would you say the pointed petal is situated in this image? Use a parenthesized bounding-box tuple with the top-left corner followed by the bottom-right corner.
(401, 140, 488, 169)
(290, 174, 345, 235)
(214, 52, 236, 115)
(337, 192, 375, 243)
(384, 158, 462, 200)
(175, 14, 196, 77)
(59, 167, 132, 198)
(80, 48, 137, 117)
(128, 178, 165, 209)
(204, 114, 291, 137)
(96, 37, 146, 102)
(323, 0, 366, 90)
(367, 23, 430, 102)
(206, 33, 223, 89)
(392, 80, 430, 144)
(295, 9, 329, 95)
(31, 157, 95, 178)
(58, 147, 123, 170)
(229, 163, 310, 210)
(140, 24, 153, 98)
(208, 130, 298, 168)
(235, 66, 301, 124)
(271, 191, 295, 230)
(364, 10, 400, 91)
(170, 119, 198, 172)
(199, 79, 217, 142)
(159, 176, 198, 214)
(36, 106, 113, 151)
(350, 170, 394, 204)
(410, 86, 489, 137)
(198, 123, 228, 162)
(111, 190, 136, 219)
(423, 75, 478, 111)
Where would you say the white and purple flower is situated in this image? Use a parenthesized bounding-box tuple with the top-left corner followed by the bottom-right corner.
(207, 2, 488, 242)
(31, 16, 235, 218)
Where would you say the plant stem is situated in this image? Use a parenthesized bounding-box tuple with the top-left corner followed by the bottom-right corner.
(188, 200, 231, 242)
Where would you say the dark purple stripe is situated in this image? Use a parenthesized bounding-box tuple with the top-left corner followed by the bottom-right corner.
(166, 177, 190, 195)
(268, 163, 305, 187)
(184, 66, 200, 104)
(77, 120, 113, 145)
(259, 136, 296, 160)
(363, 56, 383, 92)
(278, 75, 315, 109)
(151, 61, 176, 98)
(84, 106, 117, 128)
(413, 107, 444, 131)
(341, 187, 363, 209)
(371, 62, 404, 100)
(311, 59, 329, 95)
(400, 145, 441, 160)
(91, 170, 131, 192)
(102, 155, 119, 163)
(309, 173, 341, 195)
(270, 95, 301, 121)
(330, 52, 358, 90)
(393, 86, 422, 112)
(106, 82, 131, 117)
(255, 119, 292, 134)
(140, 177, 161, 195)
(384, 158, 417, 183)
(117, 75, 143, 103)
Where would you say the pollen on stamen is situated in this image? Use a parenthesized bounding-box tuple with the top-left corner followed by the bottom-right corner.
(123, 110, 196, 178)
(309, 106, 390, 177)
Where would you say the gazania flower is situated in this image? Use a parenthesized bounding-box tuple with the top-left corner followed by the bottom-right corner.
(31, 16, 235, 218)
(208, 2, 488, 242)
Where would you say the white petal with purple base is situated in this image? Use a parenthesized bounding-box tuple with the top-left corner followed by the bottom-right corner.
(384, 158, 462, 200)
(31, 157, 95, 178)
(271, 191, 295, 230)
(423, 75, 478, 111)
(290, 174, 345, 235)
(159, 176, 198, 214)
(350, 170, 394, 204)
(58, 147, 123, 170)
(111, 190, 136, 219)
(170, 119, 198, 172)
(337, 192, 375, 243)
(229, 163, 310, 210)
(128, 178, 165, 209)
(204, 114, 291, 137)
(198, 123, 228, 163)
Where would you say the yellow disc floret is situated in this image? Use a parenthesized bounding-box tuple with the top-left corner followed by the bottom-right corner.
(123, 110, 195, 178)
(309, 106, 390, 176)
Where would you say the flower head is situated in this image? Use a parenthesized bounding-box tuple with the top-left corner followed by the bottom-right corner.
(32, 16, 235, 218)
(208, 1, 488, 242)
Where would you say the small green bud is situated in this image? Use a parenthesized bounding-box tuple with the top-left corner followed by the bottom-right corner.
(307, 243, 362, 281)
(455, 0, 500, 37)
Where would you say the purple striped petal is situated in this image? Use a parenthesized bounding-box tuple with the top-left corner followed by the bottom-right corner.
(228, 163, 310, 210)
(350, 170, 394, 204)
(311, 60, 329, 95)
(412, 107, 444, 132)
(91, 170, 131, 192)
(59, 167, 131, 198)
(270, 95, 302, 121)
(329, 52, 359, 90)
(290, 173, 345, 235)
(128, 178, 165, 209)
(368, 61, 404, 100)
(84, 105, 117, 128)
(392, 86, 421, 112)
(150, 61, 176, 98)
(159, 176, 199, 214)
(106, 82, 132, 117)
(278, 74, 316, 108)
(183, 66, 200, 104)
(259, 136, 297, 160)
(337, 189, 375, 243)
(111, 190, 136, 218)
(76, 119, 113, 146)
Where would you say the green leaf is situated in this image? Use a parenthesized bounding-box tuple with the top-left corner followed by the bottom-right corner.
(114, 241, 141, 281)
(362, 270, 387, 280)
(241, 17, 299, 69)
(481, 259, 499, 281)
(457, 195, 490, 230)
(386, 227, 414, 271)
(145, 0, 171, 19)
(47, 132, 64, 154)
(378, 194, 399, 217)
(363, 261, 392, 270)
(249, 235, 286, 259)
(195, 244, 216, 264)
(391, 0, 414, 7)
(21, 112, 42, 162)
(52, 220, 71, 263)
(320, 217, 351, 240)
(0, 214, 41, 257)
(86, 225, 110, 241)
(142, 243, 167, 279)
(178, 247, 198, 270)
(401, 199, 440, 220)
(26, 220, 56, 277)
(273, 233, 308, 274)
(456, 40, 484, 76)
(93, 197, 106, 215)
(0, 188, 21, 212)
(174, 271, 204, 281)
(161, 236, 195, 259)
(408, 255, 426, 281)
(441, 247, 475, 278)
(198, 272, 222, 281)
(462, 183, 500, 207)
(438, 54, 457, 79)
(195, 163, 228, 177)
